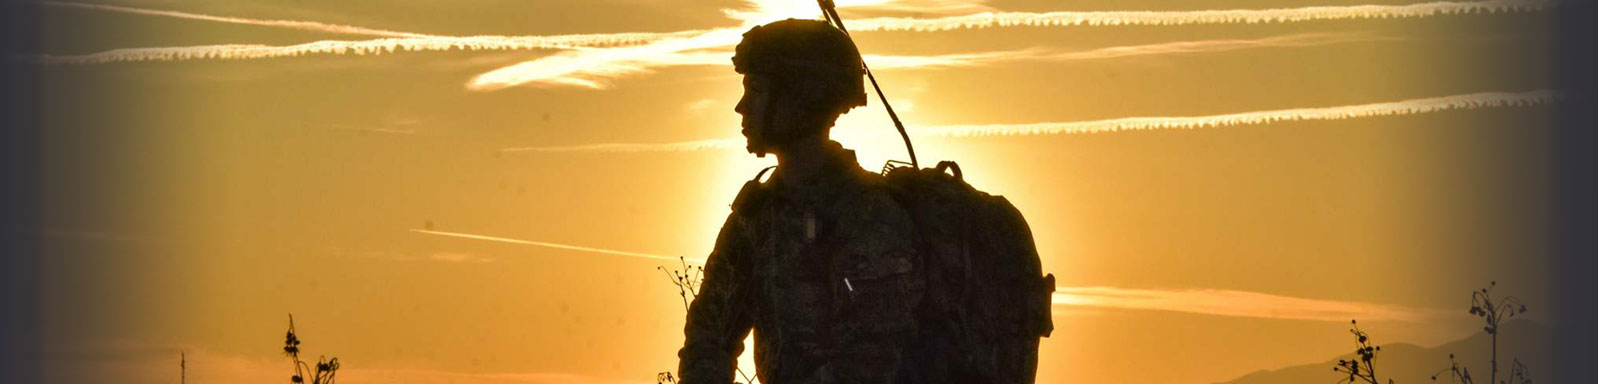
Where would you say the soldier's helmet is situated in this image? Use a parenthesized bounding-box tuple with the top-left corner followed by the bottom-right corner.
(733, 19, 868, 113)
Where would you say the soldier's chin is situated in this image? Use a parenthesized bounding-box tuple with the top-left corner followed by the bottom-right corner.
(746, 143, 769, 158)
(745, 138, 771, 158)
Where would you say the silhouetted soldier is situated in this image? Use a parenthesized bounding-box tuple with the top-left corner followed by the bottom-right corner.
(678, 19, 923, 384)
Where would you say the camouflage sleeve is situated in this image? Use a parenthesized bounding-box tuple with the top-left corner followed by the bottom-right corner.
(678, 212, 757, 384)
(830, 197, 925, 383)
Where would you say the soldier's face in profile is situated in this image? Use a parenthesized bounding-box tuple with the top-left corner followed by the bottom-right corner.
(735, 74, 776, 156)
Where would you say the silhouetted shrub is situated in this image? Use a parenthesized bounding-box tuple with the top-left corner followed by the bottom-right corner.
(1334, 319, 1390, 384)
(283, 314, 340, 384)
(1432, 281, 1531, 384)
(656, 256, 755, 384)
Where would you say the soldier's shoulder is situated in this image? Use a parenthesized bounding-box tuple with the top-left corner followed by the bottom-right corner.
(843, 169, 915, 227)
(729, 168, 778, 214)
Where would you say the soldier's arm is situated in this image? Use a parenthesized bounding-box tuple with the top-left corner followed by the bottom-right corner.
(678, 212, 757, 384)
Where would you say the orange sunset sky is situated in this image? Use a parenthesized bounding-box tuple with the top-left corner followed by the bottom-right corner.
(32, 1, 1559, 383)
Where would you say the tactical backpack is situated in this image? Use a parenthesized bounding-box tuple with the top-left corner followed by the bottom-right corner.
(883, 161, 1055, 384)
(809, 2, 1056, 381)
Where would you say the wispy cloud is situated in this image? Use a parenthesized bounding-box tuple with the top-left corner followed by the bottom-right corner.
(501, 138, 743, 154)
(686, 98, 719, 112)
(326, 247, 496, 263)
(410, 229, 695, 263)
(465, 0, 1537, 90)
(309, 122, 420, 135)
(466, 29, 746, 90)
(60, 0, 1538, 39)
(27, 36, 999, 69)
(459, 31, 1381, 90)
(848, 0, 1554, 31)
(927, 89, 1560, 136)
(723, 0, 995, 23)
(861, 32, 1384, 68)
(35, 0, 1544, 94)
(42, 1, 436, 38)
(1054, 286, 1432, 322)
(502, 90, 1561, 153)
(411, 228, 1423, 322)
(33, 0, 696, 65)
(30, 32, 702, 65)
(841, 0, 996, 15)
(1021, 32, 1393, 61)
(430, 252, 496, 263)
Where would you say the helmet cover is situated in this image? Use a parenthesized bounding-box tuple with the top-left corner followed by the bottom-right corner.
(733, 19, 868, 111)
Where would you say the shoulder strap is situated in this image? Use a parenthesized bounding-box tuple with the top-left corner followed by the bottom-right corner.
(730, 166, 778, 213)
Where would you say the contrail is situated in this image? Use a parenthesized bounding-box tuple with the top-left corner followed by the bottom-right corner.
(413, 228, 1428, 322)
(31, 32, 703, 65)
(410, 229, 700, 264)
(34, 29, 1378, 71)
(28, 35, 1000, 67)
(1053, 286, 1431, 322)
(848, 0, 1555, 32)
(464, 1, 992, 88)
(467, 29, 747, 91)
(929, 89, 1560, 136)
(501, 138, 744, 154)
(467, 43, 1022, 90)
(501, 90, 1560, 153)
(725, 0, 995, 24)
(41, 1, 437, 38)
(32, 1, 699, 65)
(467, 0, 1546, 90)
(462, 31, 1380, 90)
(868, 32, 1389, 67)
(34, 1, 1543, 72)
(1025, 32, 1394, 61)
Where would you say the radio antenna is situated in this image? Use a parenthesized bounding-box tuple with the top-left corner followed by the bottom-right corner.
(815, 0, 919, 169)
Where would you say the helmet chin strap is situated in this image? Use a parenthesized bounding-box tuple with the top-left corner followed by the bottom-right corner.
(755, 80, 823, 158)
(747, 80, 837, 158)
(748, 82, 781, 158)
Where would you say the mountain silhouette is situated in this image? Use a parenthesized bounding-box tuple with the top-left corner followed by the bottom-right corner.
(1219, 320, 1551, 384)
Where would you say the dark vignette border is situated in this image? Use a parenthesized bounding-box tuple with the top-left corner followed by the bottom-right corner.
(0, 1, 1592, 381)
(1552, 0, 1598, 378)
(3, 2, 44, 383)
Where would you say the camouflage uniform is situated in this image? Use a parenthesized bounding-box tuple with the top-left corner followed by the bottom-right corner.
(679, 141, 923, 384)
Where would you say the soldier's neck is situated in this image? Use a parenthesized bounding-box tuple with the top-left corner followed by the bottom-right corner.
(773, 135, 833, 187)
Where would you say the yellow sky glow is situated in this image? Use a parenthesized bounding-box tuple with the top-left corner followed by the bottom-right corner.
(41, 0, 437, 38)
(34, 0, 1557, 383)
(501, 90, 1560, 153)
(411, 229, 694, 263)
(410, 228, 1433, 323)
(848, 0, 1555, 31)
(38, 0, 1554, 92)
(1054, 286, 1431, 322)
